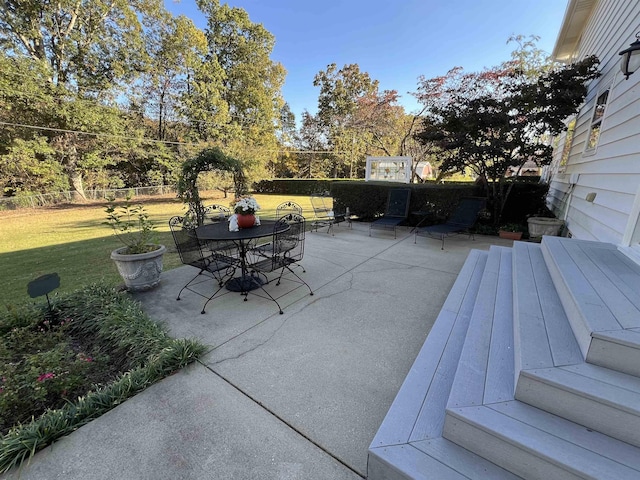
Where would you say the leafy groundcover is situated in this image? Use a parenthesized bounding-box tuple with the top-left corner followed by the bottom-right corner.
(0, 284, 206, 473)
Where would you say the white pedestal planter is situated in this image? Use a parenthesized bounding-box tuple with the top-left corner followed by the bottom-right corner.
(110, 245, 166, 291)
(527, 217, 565, 239)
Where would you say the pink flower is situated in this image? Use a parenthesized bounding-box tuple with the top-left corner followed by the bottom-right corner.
(37, 372, 55, 382)
(77, 353, 93, 362)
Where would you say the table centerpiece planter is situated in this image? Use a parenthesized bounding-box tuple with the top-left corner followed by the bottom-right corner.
(236, 213, 256, 229)
(232, 196, 261, 229)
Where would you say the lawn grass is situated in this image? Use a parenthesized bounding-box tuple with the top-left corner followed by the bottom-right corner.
(0, 193, 316, 307)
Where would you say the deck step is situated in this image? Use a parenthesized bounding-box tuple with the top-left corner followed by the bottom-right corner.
(512, 241, 583, 388)
(588, 327, 640, 378)
(541, 236, 640, 358)
(368, 438, 520, 480)
(445, 400, 640, 480)
(447, 246, 514, 409)
(370, 236, 640, 479)
(370, 250, 512, 479)
(515, 362, 640, 448)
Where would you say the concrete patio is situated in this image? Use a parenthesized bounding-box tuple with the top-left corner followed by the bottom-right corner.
(4, 224, 514, 480)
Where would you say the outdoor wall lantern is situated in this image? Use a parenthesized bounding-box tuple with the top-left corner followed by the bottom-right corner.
(619, 32, 640, 79)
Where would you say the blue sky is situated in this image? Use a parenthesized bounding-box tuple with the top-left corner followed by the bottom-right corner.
(165, 0, 569, 121)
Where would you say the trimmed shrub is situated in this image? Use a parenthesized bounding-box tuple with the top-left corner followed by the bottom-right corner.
(330, 181, 480, 223)
(253, 179, 352, 195)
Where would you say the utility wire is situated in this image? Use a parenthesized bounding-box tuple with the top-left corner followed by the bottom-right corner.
(0, 121, 349, 154)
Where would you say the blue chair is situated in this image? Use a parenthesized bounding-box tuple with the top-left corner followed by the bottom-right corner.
(414, 197, 487, 249)
(369, 188, 412, 238)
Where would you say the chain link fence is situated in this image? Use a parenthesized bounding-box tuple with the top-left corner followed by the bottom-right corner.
(0, 186, 177, 210)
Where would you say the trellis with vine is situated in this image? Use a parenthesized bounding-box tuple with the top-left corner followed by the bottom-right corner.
(177, 148, 247, 226)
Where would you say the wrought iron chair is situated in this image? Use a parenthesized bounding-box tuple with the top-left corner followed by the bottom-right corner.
(369, 188, 411, 238)
(248, 213, 313, 314)
(414, 197, 487, 249)
(310, 193, 347, 235)
(169, 216, 236, 314)
(199, 204, 240, 258)
(252, 201, 303, 254)
(202, 204, 232, 224)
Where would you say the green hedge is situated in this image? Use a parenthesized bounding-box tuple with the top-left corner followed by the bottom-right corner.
(257, 178, 549, 226)
(330, 181, 480, 223)
(253, 179, 356, 195)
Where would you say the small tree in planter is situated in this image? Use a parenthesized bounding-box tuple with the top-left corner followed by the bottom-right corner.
(105, 196, 166, 291)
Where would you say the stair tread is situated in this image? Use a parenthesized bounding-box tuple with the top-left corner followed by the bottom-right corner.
(409, 250, 488, 442)
(447, 402, 640, 478)
(369, 438, 519, 480)
(485, 247, 515, 404)
(368, 443, 470, 480)
(512, 242, 582, 373)
(448, 246, 514, 409)
(543, 236, 640, 332)
(412, 437, 521, 479)
(370, 250, 487, 449)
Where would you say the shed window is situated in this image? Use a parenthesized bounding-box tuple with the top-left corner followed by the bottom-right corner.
(586, 89, 609, 151)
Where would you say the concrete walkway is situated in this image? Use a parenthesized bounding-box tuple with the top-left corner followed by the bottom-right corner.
(4, 224, 514, 480)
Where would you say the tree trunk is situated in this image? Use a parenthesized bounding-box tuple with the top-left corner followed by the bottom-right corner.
(54, 133, 87, 201)
(69, 170, 86, 201)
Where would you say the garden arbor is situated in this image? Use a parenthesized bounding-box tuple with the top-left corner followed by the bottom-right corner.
(177, 148, 247, 225)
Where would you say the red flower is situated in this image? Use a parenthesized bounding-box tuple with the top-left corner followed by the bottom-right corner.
(37, 372, 55, 382)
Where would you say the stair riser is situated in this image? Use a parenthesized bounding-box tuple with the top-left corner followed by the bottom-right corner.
(587, 337, 640, 378)
(516, 375, 640, 448)
(443, 412, 583, 480)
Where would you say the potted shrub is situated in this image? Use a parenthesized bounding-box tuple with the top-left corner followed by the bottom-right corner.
(498, 223, 524, 240)
(527, 216, 565, 240)
(105, 196, 166, 291)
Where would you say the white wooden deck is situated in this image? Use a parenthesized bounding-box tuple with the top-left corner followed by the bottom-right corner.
(368, 236, 640, 479)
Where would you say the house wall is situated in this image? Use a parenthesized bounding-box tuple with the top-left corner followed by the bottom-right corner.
(548, 0, 640, 245)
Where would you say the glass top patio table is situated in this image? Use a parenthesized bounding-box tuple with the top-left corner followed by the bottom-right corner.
(195, 220, 289, 292)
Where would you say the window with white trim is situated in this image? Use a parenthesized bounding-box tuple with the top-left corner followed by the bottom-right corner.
(585, 89, 609, 151)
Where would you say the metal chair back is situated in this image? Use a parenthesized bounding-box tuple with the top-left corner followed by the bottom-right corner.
(384, 188, 412, 218)
(276, 213, 305, 263)
(202, 204, 231, 224)
(169, 216, 206, 267)
(276, 201, 302, 219)
(446, 197, 487, 227)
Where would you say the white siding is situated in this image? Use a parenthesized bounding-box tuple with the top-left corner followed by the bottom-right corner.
(548, 0, 640, 244)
